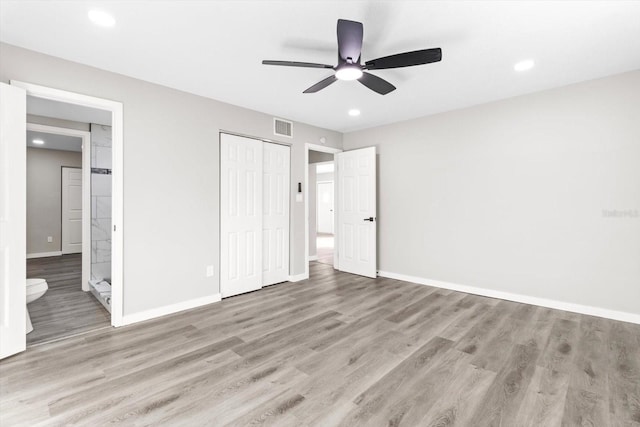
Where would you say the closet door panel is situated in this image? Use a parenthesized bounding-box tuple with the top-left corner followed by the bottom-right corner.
(262, 142, 290, 286)
(220, 134, 263, 297)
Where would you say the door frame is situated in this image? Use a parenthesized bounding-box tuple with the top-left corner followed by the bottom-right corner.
(12, 80, 125, 327)
(304, 143, 342, 279)
(28, 124, 91, 291)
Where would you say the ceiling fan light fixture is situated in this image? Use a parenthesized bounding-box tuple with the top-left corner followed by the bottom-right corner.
(335, 65, 363, 81)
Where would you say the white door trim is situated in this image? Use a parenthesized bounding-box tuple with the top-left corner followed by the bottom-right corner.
(304, 143, 342, 280)
(12, 80, 125, 327)
(0, 82, 26, 359)
(27, 123, 91, 291)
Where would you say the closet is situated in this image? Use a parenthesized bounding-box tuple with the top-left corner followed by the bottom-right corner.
(220, 133, 290, 297)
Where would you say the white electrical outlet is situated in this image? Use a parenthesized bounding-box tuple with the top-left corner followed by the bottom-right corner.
(206, 265, 214, 277)
(47, 236, 53, 243)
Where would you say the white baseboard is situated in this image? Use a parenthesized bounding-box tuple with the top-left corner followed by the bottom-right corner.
(309, 255, 318, 261)
(288, 273, 308, 282)
(26, 251, 62, 259)
(377, 270, 640, 325)
(120, 293, 221, 326)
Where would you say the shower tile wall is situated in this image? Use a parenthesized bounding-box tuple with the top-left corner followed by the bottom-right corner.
(91, 124, 112, 282)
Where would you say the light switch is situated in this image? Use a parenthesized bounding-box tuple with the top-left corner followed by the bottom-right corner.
(47, 236, 53, 243)
(206, 265, 214, 277)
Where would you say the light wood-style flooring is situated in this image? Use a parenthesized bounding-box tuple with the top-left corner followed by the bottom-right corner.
(2, 262, 639, 426)
(26, 254, 110, 346)
(316, 233, 334, 265)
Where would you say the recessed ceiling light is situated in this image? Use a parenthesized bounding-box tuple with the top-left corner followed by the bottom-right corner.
(88, 10, 116, 27)
(32, 139, 44, 145)
(348, 109, 361, 117)
(514, 59, 535, 72)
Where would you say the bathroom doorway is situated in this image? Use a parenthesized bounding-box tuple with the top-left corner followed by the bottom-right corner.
(25, 118, 111, 345)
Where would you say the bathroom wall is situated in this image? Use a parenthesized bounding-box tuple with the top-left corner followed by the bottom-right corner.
(91, 124, 112, 281)
(26, 147, 82, 255)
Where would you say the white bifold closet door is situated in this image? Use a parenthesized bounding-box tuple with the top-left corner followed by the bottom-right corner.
(220, 133, 290, 298)
(262, 142, 290, 286)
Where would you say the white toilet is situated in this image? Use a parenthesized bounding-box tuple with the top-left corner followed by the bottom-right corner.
(26, 278, 48, 334)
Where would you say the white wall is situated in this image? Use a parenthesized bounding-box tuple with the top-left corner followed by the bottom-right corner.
(26, 147, 82, 254)
(344, 71, 640, 318)
(1, 42, 342, 317)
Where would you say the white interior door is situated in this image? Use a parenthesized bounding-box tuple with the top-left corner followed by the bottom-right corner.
(62, 167, 82, 254)
(220, 134, 263, 297)
(0, 82, 27, 359)
(337, 147, 377, 278)
(262, 142, 290, 286)
(317, 182, 334, 234)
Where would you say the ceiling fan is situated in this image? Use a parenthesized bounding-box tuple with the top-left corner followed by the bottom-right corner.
(262, 19, 442, 95)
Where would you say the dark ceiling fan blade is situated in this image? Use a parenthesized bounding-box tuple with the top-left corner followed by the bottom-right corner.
(358, 72, 396, 95)
(337, 19, 363, 63)
(262, 60, 334, 69)
(303, 75, 338, 93)
(365, 48, 442, 70)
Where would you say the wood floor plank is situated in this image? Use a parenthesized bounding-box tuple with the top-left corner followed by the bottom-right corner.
(338, 336, 454, 425)
(373, 348, 472, 426)
(470, 340, 540, 426)
(606, 320, 640, 425)
(26, 254, 110, 346)
(455, 299, 518, 356)
(418, 361, 496, 426)
(2, 261, 639, 426)
(470, 302, 537, 372)
(516, 365, 570, 426)
(561, 315, 611, 426)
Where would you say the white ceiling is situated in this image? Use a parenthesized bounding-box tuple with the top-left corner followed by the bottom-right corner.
(2, 1, 639, 132)
(27, 130, 82, 152)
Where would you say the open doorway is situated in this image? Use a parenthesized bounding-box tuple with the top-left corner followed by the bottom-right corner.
(25, 100, 113, 345)
(305, 144, 341, 278)
(313, 161, 335, 265)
